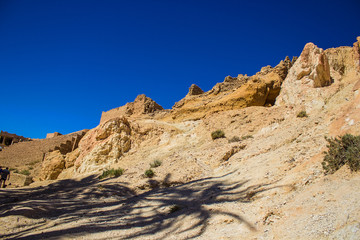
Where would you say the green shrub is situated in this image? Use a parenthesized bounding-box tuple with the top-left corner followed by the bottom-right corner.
(241, 135, 253, 140)
(297, 110, 308, 118)
(99, 168, 124, 179)
(228, 136, 241, 143)
(322, 134, 360, 174)
(144, 169, 155, 178)
(20, 170, 30, 176)
(211, 130, 225, 140)
(9, 168, 18, 173)
(150, 160, 162, 168)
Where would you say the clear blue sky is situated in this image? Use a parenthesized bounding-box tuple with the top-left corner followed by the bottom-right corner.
(1, 0, 359, 139)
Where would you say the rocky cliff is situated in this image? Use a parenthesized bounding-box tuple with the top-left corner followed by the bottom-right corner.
(1, 37, 360, 240)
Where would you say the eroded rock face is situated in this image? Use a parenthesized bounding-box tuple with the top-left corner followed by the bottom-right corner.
(296, 43, 331, 87)
(74, 117, 132, 174)
(276, 38, 360, 111)
(188, 84, 204, 96)
(100, 95, 163, 123)
(65, 148, 80, 169)
(40, 150, 65, 180)
(167, 57, 293, 121)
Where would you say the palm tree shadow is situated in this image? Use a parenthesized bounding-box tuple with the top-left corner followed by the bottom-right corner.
(0, 171, 282, 240)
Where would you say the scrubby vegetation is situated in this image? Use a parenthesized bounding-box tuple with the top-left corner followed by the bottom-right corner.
(297, 110, 308, 118)
(211, 130, 225, 140)
(150, 160, 162, 168)
(322, 134, 360, 174)
(20, 169, 30, 176)
(99, 168, 124, 179)
(228, 136, 241, 143)
(145, 169, 155, 178)
(9, 168, 19, 173)
(241, 135, 253, 140)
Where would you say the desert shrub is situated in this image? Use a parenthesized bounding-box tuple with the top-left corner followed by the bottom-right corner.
(297, 110, 308, 118)
(211, 130, 225, 140)
(322, 134, 360, 174)
(20, 170, 30, 176)
(150, 160, 162, 168)
(241, 135, 253, 140)
(228, 136, 241, 143)
(9, 168, 18, 173)
(99, 168, 124, 179)
(144, 169, 155, 178)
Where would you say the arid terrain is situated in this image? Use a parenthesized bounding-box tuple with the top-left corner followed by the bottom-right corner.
(1, 37, 360, 239)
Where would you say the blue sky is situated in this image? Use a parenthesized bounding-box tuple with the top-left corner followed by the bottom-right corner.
(1, 0, 359, 139)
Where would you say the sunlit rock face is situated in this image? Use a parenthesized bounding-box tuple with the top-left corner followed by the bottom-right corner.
(276, 38, 360, 113)
(74, 117, 132, 174)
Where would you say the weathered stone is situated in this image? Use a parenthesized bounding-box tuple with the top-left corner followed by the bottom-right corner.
(298, 42, 331, 87)
(40, 150, 65, 180)
(96, 116, 131, 140)
(165, 56, 292, 121)
(74, 117, 132, 174)
(100, 94, 163, 123)
(276, 37, 360, 112)
(7, 173, 33, 188)
(312, 51, 331, 87)
(65, 148, 80, 168)
(353, 36, 360, 70)
(188, 84, 204, 96)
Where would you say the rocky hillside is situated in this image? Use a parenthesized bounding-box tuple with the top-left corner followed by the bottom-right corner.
(0, 37, 360, 240)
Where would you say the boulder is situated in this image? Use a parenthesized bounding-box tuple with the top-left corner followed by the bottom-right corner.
(7, 173, 33, 188)
(39, 150, 65, 180)
(74, 117, 132, 174)
(65, 148, 80, 168)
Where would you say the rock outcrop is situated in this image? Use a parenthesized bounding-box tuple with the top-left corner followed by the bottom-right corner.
(166, 56, 293, 121)
(7, 173, 33, 188)
(100, 94, 163, 123)
(74, 117, 132, 173)
(276, 38, 360, 112)
(188, 84, 204, 96)
(40, 150, 65, 180)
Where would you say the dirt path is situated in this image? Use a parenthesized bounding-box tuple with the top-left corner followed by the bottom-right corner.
(0, 171, 279, 240)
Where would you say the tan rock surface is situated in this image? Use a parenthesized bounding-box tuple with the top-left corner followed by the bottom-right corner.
(39, 150, 65, 180)
(100, 94, 164, 123)
(164, 57, 292, 122)
(6, 173, 33, 188)
(74, 117, 132, 174)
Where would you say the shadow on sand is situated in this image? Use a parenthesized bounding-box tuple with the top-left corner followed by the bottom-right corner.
(0, 172, 282, 239)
